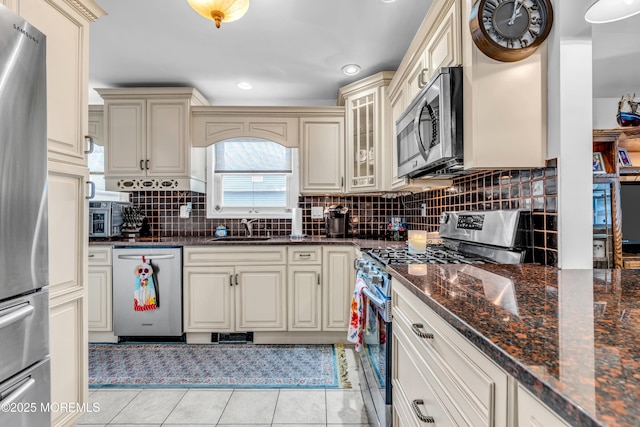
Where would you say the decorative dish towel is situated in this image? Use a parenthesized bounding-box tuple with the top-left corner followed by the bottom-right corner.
(134, 257, 157, 311)
(347, 275, 368, 352)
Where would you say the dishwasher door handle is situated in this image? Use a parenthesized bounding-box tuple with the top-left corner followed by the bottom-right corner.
(117, 254, 176, 260)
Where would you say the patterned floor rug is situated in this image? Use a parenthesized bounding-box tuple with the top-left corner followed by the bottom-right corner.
(89, 343, 351, 389)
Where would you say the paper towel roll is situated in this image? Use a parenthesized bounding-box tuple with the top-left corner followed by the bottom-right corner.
(291, 208, 303, 237)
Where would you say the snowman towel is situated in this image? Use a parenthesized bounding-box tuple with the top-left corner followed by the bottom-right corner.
(134, 258, 157, 311)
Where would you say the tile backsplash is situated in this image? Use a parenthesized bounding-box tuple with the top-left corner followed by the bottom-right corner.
(128, 162, 558, 266)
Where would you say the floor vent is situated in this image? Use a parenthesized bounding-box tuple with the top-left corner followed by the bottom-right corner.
(212, 332, 254, 344)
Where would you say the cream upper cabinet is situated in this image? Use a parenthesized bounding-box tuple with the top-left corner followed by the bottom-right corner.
(191, 106, 300, 148)
(300, 114, 346, 194)
(338, 72, 394, 193)
(88, 105, 104, 151)
(322, 246, 355, 331)
(96, 87, 208, 192)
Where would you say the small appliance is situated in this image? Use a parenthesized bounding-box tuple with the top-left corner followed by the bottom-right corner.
(0, 5, 51, 425)
(324, 205, 350, 238)
(396, 66, 463, 179)
(89, 201, 130, 238)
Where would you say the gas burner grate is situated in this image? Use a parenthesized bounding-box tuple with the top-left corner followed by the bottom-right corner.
(367, 246, 489, 266)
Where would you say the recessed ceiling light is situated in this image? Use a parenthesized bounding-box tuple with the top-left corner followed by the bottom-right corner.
(380, 0, 397, 2)
(341, 64, 361, 76)
(236, 81, 253, 90)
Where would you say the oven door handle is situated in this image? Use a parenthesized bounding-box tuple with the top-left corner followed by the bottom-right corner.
(362, 286, 388, 310)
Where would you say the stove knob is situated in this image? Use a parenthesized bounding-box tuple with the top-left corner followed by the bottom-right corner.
(355, 259, 366, 269)
(371, 275, 382, 285)
(363, 265, 371, 274)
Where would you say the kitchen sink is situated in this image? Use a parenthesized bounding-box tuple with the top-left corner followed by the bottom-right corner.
(209, 236, 272, 242)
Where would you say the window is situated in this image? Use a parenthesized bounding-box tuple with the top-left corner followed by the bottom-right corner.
(206, 139, 299, 218)
(88, 144, 128, 202)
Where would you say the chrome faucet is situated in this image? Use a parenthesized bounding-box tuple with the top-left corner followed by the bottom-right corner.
(240, 218, 259, 237)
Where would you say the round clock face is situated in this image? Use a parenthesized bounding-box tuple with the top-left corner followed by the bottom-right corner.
(470, 0, 553, 62)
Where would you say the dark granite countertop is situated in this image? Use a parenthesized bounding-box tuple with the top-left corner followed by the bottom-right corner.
(388, 264, 640, 427)
(89, 236, 407, 250)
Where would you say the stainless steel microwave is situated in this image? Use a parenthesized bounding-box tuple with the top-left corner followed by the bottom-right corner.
(396, 66, 463, 179)
(89, 201, 130, 238)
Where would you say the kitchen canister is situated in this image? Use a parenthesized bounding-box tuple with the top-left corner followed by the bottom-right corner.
(215, 225, 227, 238)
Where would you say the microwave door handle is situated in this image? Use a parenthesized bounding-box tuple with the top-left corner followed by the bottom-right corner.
(413, 96, 431, 161)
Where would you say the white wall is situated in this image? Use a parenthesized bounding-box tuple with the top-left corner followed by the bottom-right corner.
(547, 0, 594, 269)
(593, 97, 620, 129)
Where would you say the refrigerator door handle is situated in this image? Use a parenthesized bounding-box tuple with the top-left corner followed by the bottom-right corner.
(0, 377, 36, 406)
(0, 304, 34, 329)
(117, 254, 175, 260)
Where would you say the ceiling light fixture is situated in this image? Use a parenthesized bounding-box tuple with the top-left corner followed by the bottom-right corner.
(341, 64, 361, 76)
(585, 0, 640, 23)
(187, 0, 250, 28)
(379, 0, 397, 3)
(236, 81, 252, 90)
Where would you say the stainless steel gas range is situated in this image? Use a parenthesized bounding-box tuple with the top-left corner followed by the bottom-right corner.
(356, 209, 532, 427)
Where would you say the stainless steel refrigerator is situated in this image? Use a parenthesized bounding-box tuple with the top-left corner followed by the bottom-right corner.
(0, 4, 51, 426)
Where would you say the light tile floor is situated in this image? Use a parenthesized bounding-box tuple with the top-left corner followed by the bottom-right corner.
(78, 347, 373, 427)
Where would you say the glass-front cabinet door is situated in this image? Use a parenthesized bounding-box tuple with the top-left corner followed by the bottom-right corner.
(339, 72, 393, 193)
(348, 91, 377, 191)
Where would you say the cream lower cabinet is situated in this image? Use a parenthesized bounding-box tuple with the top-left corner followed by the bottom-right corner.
(392, 280, 509, 427)
(88, 246, 112, 331)
(183, 247, 287, 334)
(322, 246, 355, 331)
(288, 246, 322, 331)
(517, 384, 570, 427)
(184, 266, 235, 332)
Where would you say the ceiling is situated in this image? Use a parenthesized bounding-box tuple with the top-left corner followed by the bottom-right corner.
(88, 1, 640, 106)
(592, 12, 640, 99)
(88, 0, 433, 106)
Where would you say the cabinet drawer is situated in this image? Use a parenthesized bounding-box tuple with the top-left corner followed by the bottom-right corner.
(184, 246, 286, 266)
(88, 246, 111, 265)
(392, 322, 467, 427)
(288, 246, 322, 264)
(517, 384, 570, 427)
(393, 280, 508, 427)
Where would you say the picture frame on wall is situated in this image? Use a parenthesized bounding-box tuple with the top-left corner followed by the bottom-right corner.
(618, 148, 633, 167)
(593, 152, 606, 173)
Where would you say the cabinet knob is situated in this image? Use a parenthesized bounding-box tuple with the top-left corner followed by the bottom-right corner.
(86, 181, 96, 200)
(84, 135, 94, 154)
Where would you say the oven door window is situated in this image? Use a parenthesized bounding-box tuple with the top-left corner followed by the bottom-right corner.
(363, 301, 388, 389)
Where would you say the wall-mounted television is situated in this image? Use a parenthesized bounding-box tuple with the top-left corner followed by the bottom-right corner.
(621, 183, 640, 252)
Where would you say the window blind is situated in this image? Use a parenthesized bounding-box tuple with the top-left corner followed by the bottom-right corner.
(214, 139, 292, 173)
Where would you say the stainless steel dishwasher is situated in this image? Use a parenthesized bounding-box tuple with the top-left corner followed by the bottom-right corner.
(112, 247, 183, 337)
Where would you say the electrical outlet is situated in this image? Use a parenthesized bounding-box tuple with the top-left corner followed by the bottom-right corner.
(421, 203, 426, 217)
(311, 206, 324, 219)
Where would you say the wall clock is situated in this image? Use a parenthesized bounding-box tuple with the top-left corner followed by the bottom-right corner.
(469, 0, 553, 62)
